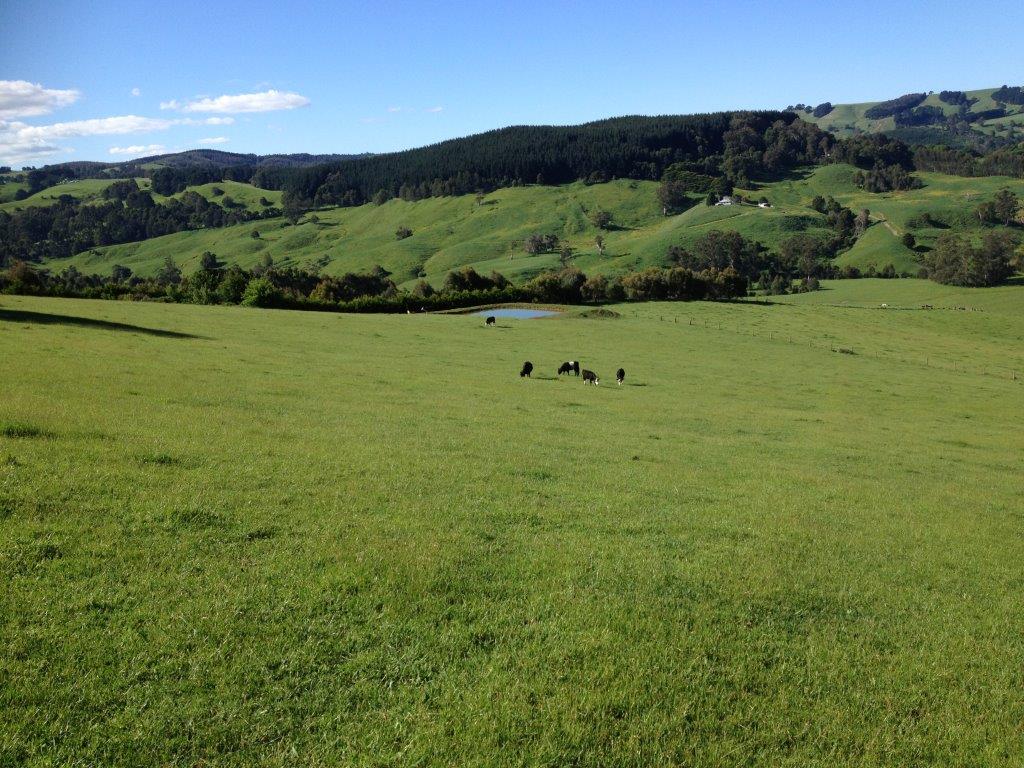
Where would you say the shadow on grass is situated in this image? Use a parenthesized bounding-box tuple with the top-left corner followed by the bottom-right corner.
(0, 309, 204, 339)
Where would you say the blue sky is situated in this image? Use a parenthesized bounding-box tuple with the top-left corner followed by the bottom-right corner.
(1, 0, 1022, 167)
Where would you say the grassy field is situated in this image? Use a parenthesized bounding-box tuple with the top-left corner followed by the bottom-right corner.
(2, 279, 1024, 765)
(0, 178, 144, 213)
(42, 167, 1024, 286)
(800, 86, 1024, 138)
(0, 178, 29, 204)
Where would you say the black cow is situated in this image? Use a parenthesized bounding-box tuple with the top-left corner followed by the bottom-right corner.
(485, 316, 496, 326)
(582, 369, 599, 385)
(557, 361, 580, 376)
(520, 361, 534, 378)
(616, 368, 625, 386)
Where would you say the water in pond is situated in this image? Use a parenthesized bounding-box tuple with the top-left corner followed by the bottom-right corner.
(474, 308, 561, 319)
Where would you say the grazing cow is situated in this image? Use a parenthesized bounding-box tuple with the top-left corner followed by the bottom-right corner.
(582, 369, 599, 385)
(557, 360, 581, 376)
(616, 368, 625, 385)
(520, 361, 533, 378)
(485, 316, 496, 326)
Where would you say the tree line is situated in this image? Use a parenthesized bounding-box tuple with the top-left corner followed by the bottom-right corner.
(0, 256, 749, 312)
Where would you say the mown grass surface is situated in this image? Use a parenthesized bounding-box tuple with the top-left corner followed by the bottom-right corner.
(44, 168, 1024, 287)
(2, 281, 1023, 765)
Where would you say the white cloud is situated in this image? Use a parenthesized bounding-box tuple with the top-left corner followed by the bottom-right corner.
(167, 89, 310, 114)
(0, 114, 234, 165)
(0, 135, 63, 165)
(0, 80, 80, 119)
(202, 116, 234, 125)
(109, 143, 165, 156)
(426, 106, 444, 113)
(196, 136, 228, 145)
(11, 115, 178, 140)
(130, 87, 141, 97)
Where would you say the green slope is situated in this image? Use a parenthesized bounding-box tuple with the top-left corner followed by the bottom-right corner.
(45, 167, 1024, 284)
(800, 87, 1024, 140)
(167, 180, 282, 210)
(0, 178, 145, 213)
(0, 176, 28, 203)
(0, 178, 279, 214)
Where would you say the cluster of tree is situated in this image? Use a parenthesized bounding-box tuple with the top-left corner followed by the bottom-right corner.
(666, 230, 771, 281)
(992, 85, 1024, 105)
(0, 191, 280, 265)
(975, 189, 1020, 226)
(658, 223, 915, 294)
(718, 114, 833, 185)
(863, 93, 928, 120)
(1, 256, 749, 312)
(852, 163, 923, 192)
(812, 102, 834, 118)
(523, 233, 562, 254)
(809, 195, 866, 250)
(893, 105, 947, 128)
(255, 112, 834, 212)
(831, 133, 915, 170)
(965, 107, 1008, 122)
(939, 91, 973, 106)
(923, 231, 1018, 286)
(912, 144, 1024, 178)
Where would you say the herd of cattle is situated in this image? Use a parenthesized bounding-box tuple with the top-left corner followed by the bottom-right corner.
(483, 314, 625, 387)
(519, 360, 625, 386)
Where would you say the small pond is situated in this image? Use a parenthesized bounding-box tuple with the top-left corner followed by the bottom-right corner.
(473, 308, 561, 319)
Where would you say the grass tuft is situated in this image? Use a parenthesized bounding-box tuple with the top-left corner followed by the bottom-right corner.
(1, 423, 50, 439)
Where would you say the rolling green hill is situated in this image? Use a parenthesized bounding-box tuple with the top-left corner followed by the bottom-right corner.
(800, 87, 1024, 142)
(45, 166, 1024, 285)
(0, 178, 150, 213)
(0, 178, 279, 215)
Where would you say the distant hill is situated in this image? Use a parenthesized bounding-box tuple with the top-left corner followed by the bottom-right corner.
(129, 148, 369, 170)
(23, 149, 369, 180)
(793, 86, 1024, 148)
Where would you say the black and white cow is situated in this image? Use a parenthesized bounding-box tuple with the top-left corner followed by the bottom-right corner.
(520, 361, 534, 378)
(616, 368, 625, 385)
(485, 316, 496, 326)
(557, 361, 580, 376)
(582, 369, 599, 385)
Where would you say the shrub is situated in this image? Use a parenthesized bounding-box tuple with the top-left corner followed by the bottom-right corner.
(241, 277, 282, 307)
(395, 226, 413, 240)
(409, 280, 435, 299)
(589, 209, 613, 229)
